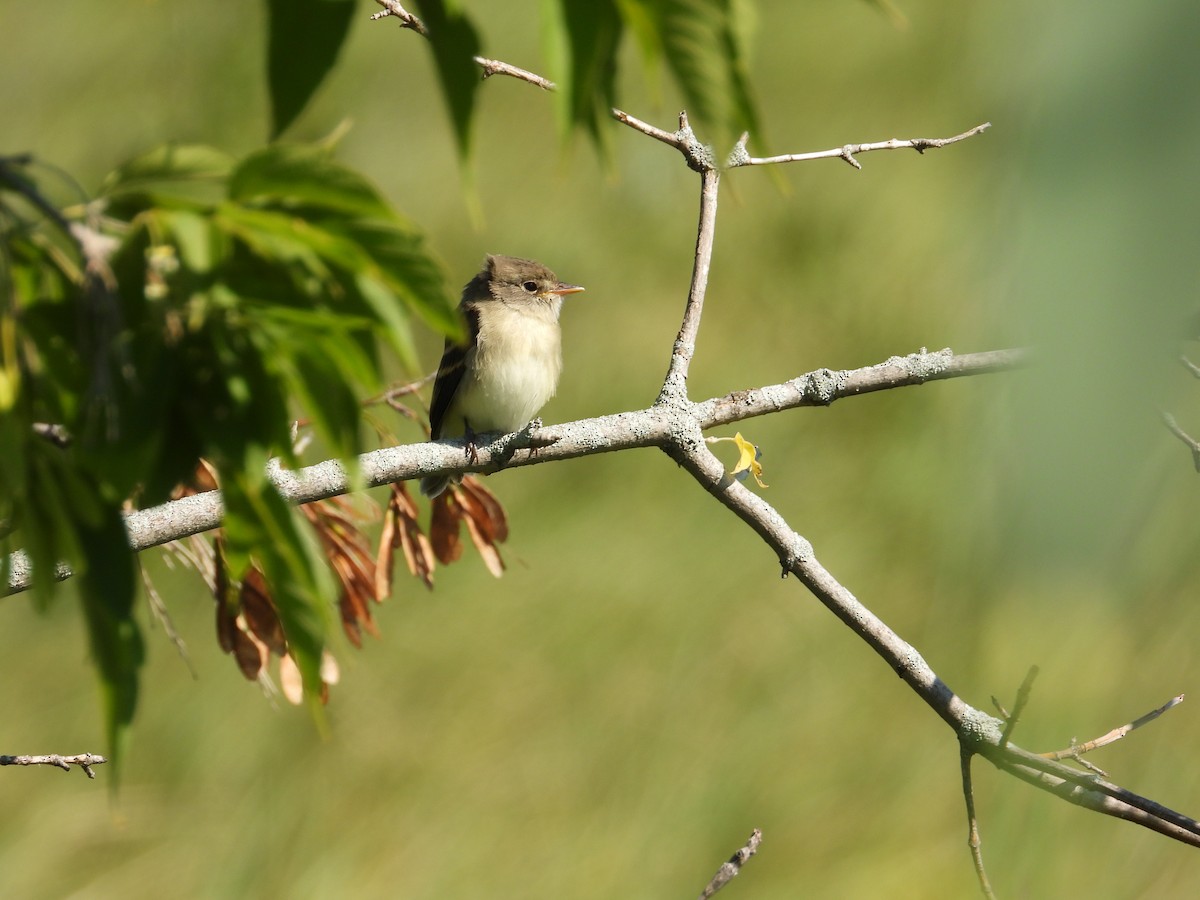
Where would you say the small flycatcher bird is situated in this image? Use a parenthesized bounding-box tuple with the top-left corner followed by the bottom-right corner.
(420, 255, 585, 497)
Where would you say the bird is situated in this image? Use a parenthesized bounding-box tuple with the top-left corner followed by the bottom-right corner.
(420, 255, 585, 497)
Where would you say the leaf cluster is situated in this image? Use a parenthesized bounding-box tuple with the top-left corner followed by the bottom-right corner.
(0, 143, 456, 767)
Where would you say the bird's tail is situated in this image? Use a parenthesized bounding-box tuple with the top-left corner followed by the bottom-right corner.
(419, 474, 461, 498)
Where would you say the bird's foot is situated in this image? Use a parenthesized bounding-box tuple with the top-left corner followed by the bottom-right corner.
(463, 423, 480, 465)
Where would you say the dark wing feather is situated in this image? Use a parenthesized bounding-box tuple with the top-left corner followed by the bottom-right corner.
(428, 304, 480, 439)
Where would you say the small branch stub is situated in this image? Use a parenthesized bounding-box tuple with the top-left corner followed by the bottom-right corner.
(1, 753, 108, 779)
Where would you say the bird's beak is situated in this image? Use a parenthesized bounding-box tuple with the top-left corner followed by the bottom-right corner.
(550, 283, 585, 296)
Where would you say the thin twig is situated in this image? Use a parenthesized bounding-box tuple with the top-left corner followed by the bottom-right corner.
(729, 122, 991, 170)
(141, 567, 196, 677)
(370, 0, 427, 34)
(1181, 356, 1200, 380)
(1000, 666, 1039, 747)
(697, 829, 762, 899)
(365, 373, 436, 406)
(960, 745, 996, 900)
(0, 753, 107, 779)
(372, 1, 556, 90)
(475, 56, 555, 90)
(1041, 694, 1185, 761)
(1162, 411, 1200, 472)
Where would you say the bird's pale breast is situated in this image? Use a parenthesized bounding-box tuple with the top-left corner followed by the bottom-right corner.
(452, 300, 563, 433)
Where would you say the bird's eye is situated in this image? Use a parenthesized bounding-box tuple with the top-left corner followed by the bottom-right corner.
(522, 280, 538, 293)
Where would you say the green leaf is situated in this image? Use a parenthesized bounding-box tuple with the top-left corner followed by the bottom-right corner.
(229, 144, 396, 221)
(619, 0, 763, 148)
(99, 144, 234, 211)
(543, 0, 623, 146)
(264, 0, 358, 139)
(412, 0, 483, 166)
(247, 303, 379, 457)
(332, 219, 460, 339)
(77, 504, 143, 785)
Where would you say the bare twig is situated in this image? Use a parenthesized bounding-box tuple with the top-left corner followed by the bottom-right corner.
(372, 0, 556, 90)
(697, 829, 763, 899)
(0, 753, 107, 779)
(370, 0, 427, 34)
(475, 56, 555, 90)
(1041, 694, 1185, 762)
(612, 109, 715, 172)
(365, 373, 436, 406)
(729, 122, 991, 170)
(960, 745, 996, 900)
(1181, 356, 1200, 380)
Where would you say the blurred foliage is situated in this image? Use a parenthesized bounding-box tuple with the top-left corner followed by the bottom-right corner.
(2, 140, 458, 762)
(2, 0, 1200, 897)
(2, 0, 771, 771)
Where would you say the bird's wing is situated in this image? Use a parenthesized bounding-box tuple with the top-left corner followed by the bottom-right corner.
(428, 304, 480, 439)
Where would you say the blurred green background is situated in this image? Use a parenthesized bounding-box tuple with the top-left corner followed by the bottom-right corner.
(3, 1, 1200, 897)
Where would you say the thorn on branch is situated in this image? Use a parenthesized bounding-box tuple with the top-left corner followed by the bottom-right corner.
(0, 753, 108, 779)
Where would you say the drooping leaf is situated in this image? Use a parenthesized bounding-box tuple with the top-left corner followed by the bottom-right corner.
(76, 504, 144, 784)
(619, 0, 763, 148)
(543, 0, 623, 147)
(379, 483, 435, 592)
(338, 219, 460, 339)
(412, 0, 483, 165)
(264, 0, 358, 139)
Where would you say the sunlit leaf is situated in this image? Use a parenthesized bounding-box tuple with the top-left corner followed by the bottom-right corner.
(229, 144, 395, 220)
